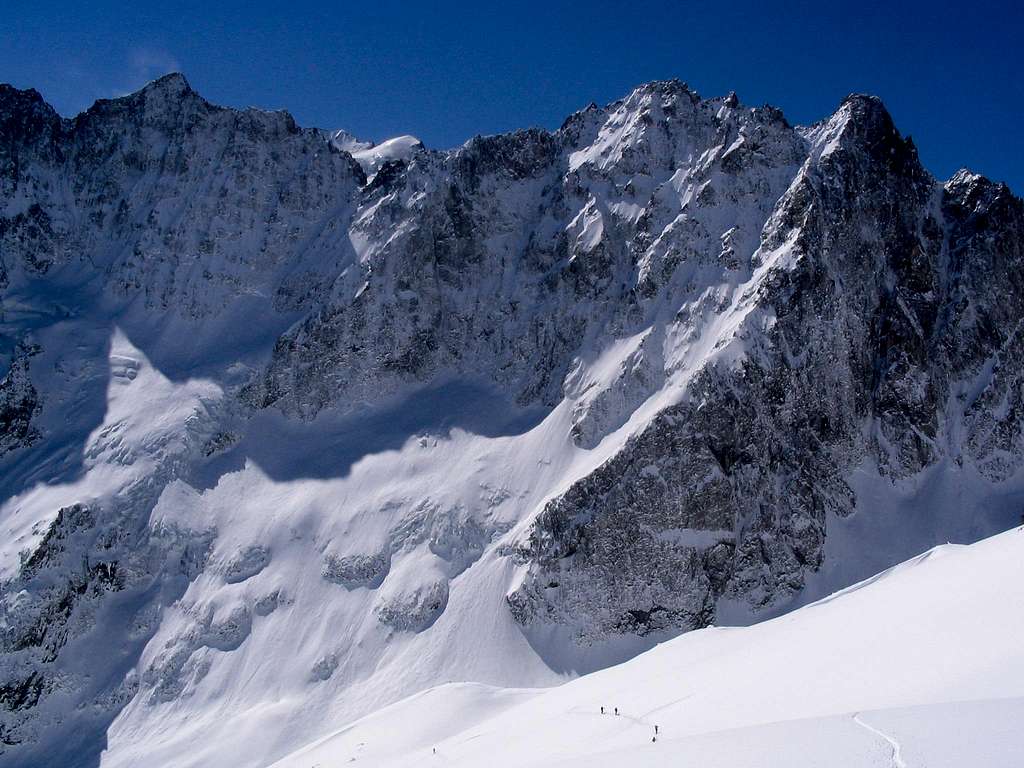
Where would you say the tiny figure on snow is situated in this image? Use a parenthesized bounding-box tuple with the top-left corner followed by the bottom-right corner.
(654, 724, 659, 735)
(600, 706, 605, 714)
(614, 707, 619, 716)
(652, 736, 657, 743)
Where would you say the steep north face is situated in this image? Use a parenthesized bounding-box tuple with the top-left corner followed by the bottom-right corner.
(0, 74, 1021, 766)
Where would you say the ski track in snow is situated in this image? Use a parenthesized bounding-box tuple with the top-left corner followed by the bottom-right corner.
(853, 712, 907, 768)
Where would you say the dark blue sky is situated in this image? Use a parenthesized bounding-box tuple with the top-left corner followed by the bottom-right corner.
(4, 1, 1022, 189)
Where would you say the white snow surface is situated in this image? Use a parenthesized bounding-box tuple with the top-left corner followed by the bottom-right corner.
(269, 526, 1024, 768)
(325, 128, 374, 154)
(0, 328, 223, 580)
(348, 135, 424, 181)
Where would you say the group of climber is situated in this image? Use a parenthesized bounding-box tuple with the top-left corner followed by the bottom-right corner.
(599, 705, 659, 742)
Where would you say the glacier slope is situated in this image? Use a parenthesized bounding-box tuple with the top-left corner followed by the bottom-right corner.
(272, 525, 1024, 768)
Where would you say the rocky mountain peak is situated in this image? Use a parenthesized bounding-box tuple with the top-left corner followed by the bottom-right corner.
(71, 71, 208, 137)
(141, 71, 193, 97)
(0, 84, 61, 144)
(0, 83, 50, 115)
(110, 71, 198, 114)
(618, 77, 702, 121)
(825, 93, 914, 159)
(628, 77, 696, 100)
(945, 167, 1019, 208)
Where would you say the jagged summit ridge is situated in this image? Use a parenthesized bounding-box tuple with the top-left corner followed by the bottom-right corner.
(1, 73, 1013, 195)
(129, 71, 194, 100)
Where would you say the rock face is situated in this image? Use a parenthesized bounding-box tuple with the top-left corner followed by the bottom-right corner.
(509, 97, 1024, 639)
(245, 81, 806, 419)
(0, 73, 364, 322)
(0, 74, 1022, 766)
(0, 343, 41, 456)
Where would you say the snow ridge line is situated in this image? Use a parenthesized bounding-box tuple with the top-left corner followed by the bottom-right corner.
(853, 712, 907, 768)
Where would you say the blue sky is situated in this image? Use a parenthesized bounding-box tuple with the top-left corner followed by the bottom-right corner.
(3, 0, 1022, 189)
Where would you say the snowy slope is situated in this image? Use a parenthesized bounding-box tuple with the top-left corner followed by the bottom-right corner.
(348, 134, 423, 181)
(272, 526, 1024, 768)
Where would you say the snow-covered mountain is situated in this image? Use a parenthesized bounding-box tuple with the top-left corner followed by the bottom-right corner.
(0, 72, 1021, 767)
